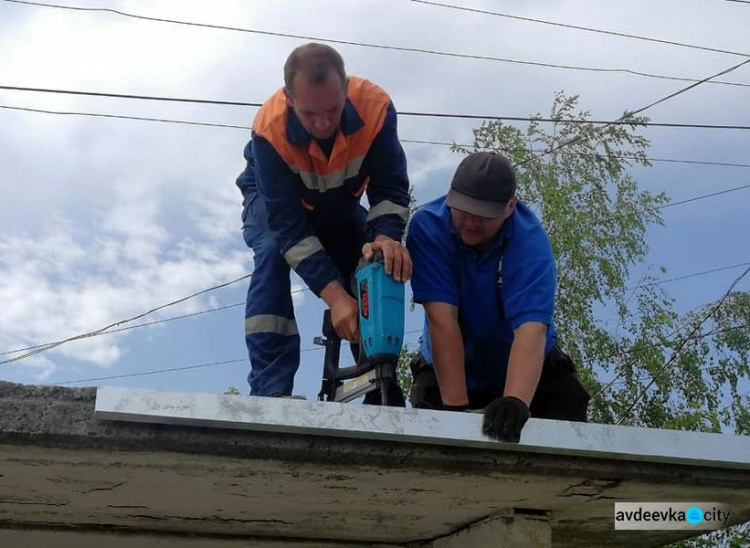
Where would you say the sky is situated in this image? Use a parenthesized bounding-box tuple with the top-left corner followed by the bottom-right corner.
(0, 0, 749, 403)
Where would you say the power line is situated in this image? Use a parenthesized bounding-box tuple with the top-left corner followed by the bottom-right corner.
(587, 312, 749, 372)
(408, 0, 750, 57)
(606, 350, 749, 388)
(55, 329, 426, 385)
(4, 102, 750, 167)
(3, 90, 750, 367)
(404, 139, 750, 169)
(4, 0, 750, 85)
(52, 315, 749, 387)
(8, 260, 747, 359)
(0, 302, 245, 357)
(592, 319, 749, 372)
(0, 104, 251, 130)
(590, 183, 750, 230)
(0, 273, 252, 366)
(515, 57, 750, 167)
(56, 358, 246, 385)
(619, 156, 750, 169)
(4, 86, 750, 130)
(0, 85, 263, 107)
(0, 286, 309, 357)
(591, 317, 750, 401)
(628, 262, 750, 290)
(8, 252, 750, 367)
(616, 265, 750, 424)
(658, 183, 750, 209)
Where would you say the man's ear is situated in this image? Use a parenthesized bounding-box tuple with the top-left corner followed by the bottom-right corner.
(506, 195, 519, 216)
(283, 87, 294, 108)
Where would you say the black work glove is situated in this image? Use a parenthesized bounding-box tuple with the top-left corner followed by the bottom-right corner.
(482, 396, 530, 443)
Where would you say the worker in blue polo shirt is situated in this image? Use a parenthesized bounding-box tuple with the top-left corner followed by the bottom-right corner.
(406, 152, 589, 442)
(235, 43, 411, 403)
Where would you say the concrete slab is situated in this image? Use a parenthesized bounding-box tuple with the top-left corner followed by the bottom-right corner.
(1, 381, 749, 547)
(95, 386, 750, 469)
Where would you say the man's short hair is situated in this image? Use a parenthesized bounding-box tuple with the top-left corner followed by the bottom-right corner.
(284, 43, 346, 95)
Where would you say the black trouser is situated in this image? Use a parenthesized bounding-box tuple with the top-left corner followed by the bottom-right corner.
(409, 345, 590, 421)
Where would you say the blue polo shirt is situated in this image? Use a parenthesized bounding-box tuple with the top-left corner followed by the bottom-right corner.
(406, 196, 557, 395)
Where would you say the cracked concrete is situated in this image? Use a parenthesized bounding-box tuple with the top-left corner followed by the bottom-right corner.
(1, 381, 749, 547)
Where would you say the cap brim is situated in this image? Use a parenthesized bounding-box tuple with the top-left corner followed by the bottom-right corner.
(446, 189, 506, 219)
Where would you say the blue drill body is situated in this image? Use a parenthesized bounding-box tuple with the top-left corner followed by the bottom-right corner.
(355, 254, 405, 364)
(317, 250, 405, 405)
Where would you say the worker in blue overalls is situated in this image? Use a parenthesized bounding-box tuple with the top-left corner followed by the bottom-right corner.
(236, 43, 411, 404)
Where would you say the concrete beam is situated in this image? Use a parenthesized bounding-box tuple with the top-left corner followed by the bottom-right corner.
(95, 386, 750, 469)
(427, 512, 551, 548)
(0, 529, 402, 548)
(2, 381, 750, 547)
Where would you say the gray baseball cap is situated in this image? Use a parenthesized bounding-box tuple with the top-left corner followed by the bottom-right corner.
(445, 152, 517, 219)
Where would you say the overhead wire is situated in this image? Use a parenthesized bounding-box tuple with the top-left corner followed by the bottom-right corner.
(5, 261, 748, 359)
(2, 96, 750, 365)
(4, 86, 750, 130)
(0, 301, 244, 356)
(403, 139, 750, 169)
(615, 265, 750, 423)
(513, 57, 750, 167)
(0, 104, 251, 130)
(0, 273, 252, 366)
(3, 83, 750, 364)
(3, 0, 750, 88)
(55, 329, 427, 385)
(8, 246, 750, 369)
(56, 358, 247, 385)
(627, 261, 750, 290)
(407, 0, 750, 57)
(591, 320, 750, 395)
(53, 317, 750, 386)
(605, 351, 750, 388)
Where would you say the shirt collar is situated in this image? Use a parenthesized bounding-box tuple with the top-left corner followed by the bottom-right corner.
(286, 98, 365, 145)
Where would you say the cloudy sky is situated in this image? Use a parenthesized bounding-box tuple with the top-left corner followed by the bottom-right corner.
(1, 0, 749, 401)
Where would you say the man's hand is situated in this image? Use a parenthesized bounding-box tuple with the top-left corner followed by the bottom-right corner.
(320, 282, 359, 341)
(482, 396, 530, 443)
(362, 236, 412, 282)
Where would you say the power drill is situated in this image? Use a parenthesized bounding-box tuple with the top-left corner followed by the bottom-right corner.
(317, 250, 405, 405)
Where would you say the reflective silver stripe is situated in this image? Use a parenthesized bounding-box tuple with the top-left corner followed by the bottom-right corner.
(344, 155, 365, 179)
(367, 200, 410, 222)
(295, 156, 365, 193)
(298, 170, 345, 193)
(245, 315, 299, 336)
(284, 236, 324, 269)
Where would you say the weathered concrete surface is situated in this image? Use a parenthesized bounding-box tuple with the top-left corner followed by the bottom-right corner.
(1, 381, 749, 547)
(95, 386, 750, 469)
(429, 513, 551, 548)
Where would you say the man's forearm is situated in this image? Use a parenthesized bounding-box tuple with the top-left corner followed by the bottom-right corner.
(320, 280, 350, 308)
(429, 319, 469, 406)
(504, 322, 547, 405)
